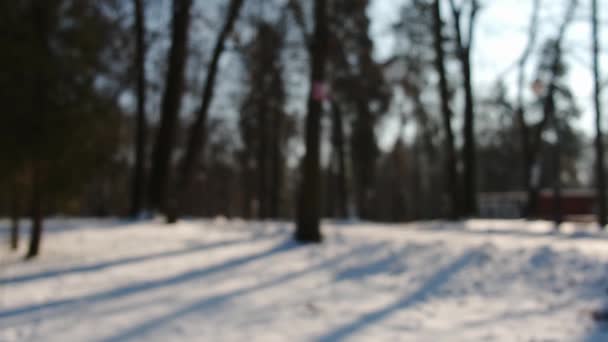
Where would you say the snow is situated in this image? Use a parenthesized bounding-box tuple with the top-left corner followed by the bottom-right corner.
(2, 218, 608, 341)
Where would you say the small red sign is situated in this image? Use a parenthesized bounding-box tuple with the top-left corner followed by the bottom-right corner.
(312, 81, 329, 102)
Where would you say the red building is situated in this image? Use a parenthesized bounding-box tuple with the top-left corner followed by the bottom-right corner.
(537, 189, 596, 221)
(479, 189, 597, 221)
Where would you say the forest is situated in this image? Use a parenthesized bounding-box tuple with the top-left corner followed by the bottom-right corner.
(2, 1, 608, 340)
(2, 0, 606, 257)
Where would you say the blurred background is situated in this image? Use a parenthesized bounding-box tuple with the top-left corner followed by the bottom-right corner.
(0, 0, 607, 252)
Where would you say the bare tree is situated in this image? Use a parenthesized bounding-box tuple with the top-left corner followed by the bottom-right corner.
(167, 0, 245, 223)
(526, 0, 578, 217)
(148, 0, 193, 213)
(238, 19, 287, 219)
(296, 0, 328, 242)
(130, 0, 147, 218)
(449, 0, 479, 217)
(432, 0, 459, 219)
(513, 0, 540, 217)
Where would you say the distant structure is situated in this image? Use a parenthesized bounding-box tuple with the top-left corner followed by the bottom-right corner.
(479, 189, 596, 222)
(478, 192, 526, 218)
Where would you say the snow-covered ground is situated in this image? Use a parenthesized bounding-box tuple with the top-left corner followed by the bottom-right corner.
(1, 218, 608, 341)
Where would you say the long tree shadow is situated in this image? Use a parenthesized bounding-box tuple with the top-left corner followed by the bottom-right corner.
(99, 241, 389, 342)
(0, 231, 282, 286)
(333, 244, 427, 282)
(317, 249, 481, 342)
(0, 219, 144, 240)
(0, 238, 299, 323)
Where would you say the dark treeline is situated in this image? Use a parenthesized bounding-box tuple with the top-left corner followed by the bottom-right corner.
(1, 0, 605, 257)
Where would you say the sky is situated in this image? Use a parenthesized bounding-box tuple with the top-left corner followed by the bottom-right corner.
(368, 0, 608, 148)
(132, 0, 607, 157)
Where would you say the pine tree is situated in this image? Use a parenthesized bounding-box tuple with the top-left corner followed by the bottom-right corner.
(239, 21, 287, 219)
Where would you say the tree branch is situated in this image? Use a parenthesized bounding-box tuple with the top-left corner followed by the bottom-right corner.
(287, 0, 312, 52)
(466, 0, 479, 49)
(516, 0, 540, 111)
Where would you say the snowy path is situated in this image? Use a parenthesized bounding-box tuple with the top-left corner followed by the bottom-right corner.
(1, 218, 608, 341)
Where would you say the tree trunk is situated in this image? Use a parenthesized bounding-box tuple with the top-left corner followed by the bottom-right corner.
(592, 0, 606, 228)
(331, 101, 348, 218)
(524, 155, 538, 217)
(168, 0, 244, 223)
(242, 164, 253, 219)
(148, 0, 192, 213)
(352, 99, 377, 220)
(526, 0, 576, 218)
(26, 167, 43, 260)
(462, 53, 477, 216)
(527, 84, 558, 219)
(449, 0, 479, 217)
(296, 0, 328, 242)
(26, 1, 48, 260)
(258, 103, 269, 219)
(432, 0, 459, 219)
(553, 118, 562, 227)
(412, 140, 424, 220)
(324, 165, 335, 217)
(130, 0, 147, 218)
(269, 107, 283, 218)
(515, 0, 539, 218)
(10, 181, 19, 250)
(518, 114, 536, 218)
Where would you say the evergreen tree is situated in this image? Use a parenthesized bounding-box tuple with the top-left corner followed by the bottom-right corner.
(239, 21, 287, 219)
(0, 0, 126, 258)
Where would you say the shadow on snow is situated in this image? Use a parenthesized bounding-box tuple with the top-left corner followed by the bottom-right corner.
(99, 242, 389, 342)
(0, 231, 282, 286)
(317, 249, 480, 342)
(0, 238, 299, 323)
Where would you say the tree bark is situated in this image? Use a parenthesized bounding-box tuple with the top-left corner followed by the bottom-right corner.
(26, 166, 43, 260)
(168, 0, 244, 223)
(351, 99, 377, 220)
(462, 46, 477, 216)
(296, 0, 328, 242)
(130, 0, 147, 218)
(432, 0, 459, 219)
(148, 0, 192, 213)
(553, 115, 562, 227)
(592, 0, 606, 228)
(10, 181, 19, 250)
(331, 101, 348, 218)
(240, 156, 254, 219)
(26, 1, 48, 260)
(269, 106, 283, 218)
(258, 102, 269, 219)
(449, 0, 479, 217)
